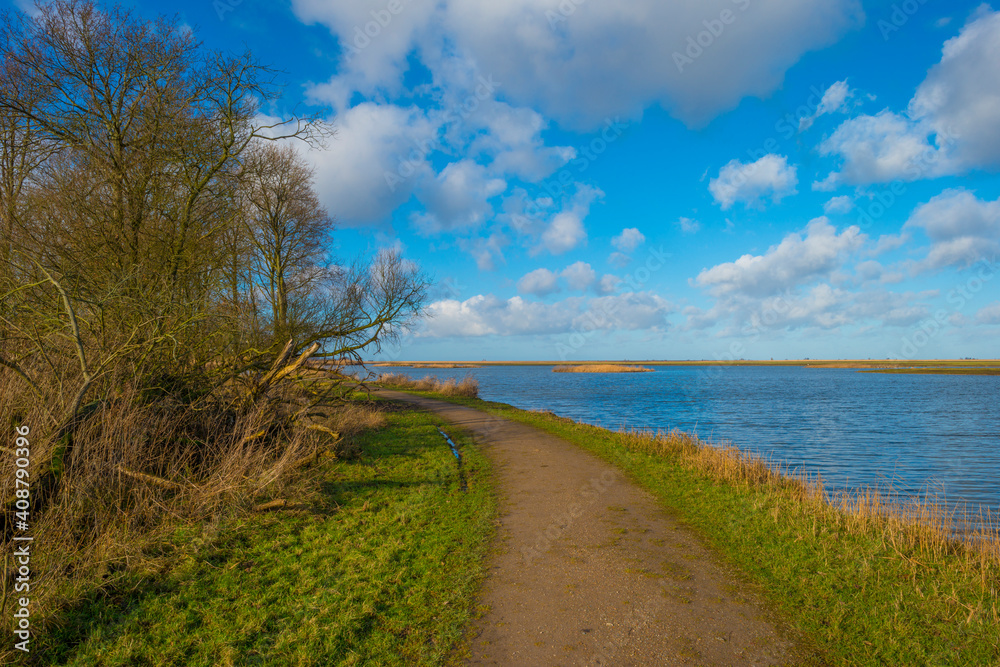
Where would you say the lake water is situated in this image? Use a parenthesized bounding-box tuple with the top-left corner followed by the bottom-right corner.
(372, 365, 1000, 524)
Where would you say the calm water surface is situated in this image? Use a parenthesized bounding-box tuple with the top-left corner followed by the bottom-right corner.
(379, 365, 1000, 520)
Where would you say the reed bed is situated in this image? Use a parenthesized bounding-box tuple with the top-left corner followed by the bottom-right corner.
(552, 364, 654, 373)
(378, 372, 480, 397)
(616, 425, 1000, 597)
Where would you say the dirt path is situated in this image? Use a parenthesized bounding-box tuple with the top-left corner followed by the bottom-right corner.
(378, 390, 809, 666)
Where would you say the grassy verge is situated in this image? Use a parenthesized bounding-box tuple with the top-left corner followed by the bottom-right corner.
(28, 401, 495, 666)
(411, 392, 999, 666)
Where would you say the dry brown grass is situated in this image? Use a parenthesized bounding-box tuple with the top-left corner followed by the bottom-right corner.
(0, 365, 388, 639)
(377, 372, 479, 397)
(552, 364, 654, 373)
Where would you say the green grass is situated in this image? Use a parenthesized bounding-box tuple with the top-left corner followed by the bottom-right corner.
(32, 404, 496, 666)
(416, 393, 1000, 666)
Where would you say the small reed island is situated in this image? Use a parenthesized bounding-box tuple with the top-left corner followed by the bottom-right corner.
(552, 364, 654, 373)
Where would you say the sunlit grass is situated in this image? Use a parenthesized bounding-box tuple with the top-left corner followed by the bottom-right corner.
(425, 393, 1000, 666)
(30, 405, 496, 666)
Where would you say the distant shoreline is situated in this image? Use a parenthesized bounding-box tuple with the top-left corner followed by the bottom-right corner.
(367, 358, 1000, 370)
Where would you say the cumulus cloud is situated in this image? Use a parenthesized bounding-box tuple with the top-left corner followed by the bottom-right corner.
(411, 160, 506, 233)
(536, 185, 602, 255)
(683, 284, 931, 334)
(607, 252, 632, 268)
(597, 274, 622, 295)
(611, 228, 646, 252)
(976, 302, 1000, 324)
(908, 8, 1000, 171)
(823, 195, 854, 214)
(677, 217, 701, 234)
(816, 110, 943, 188)
(709, 154, 798, 210)
(457, 232, 508, 271)
(904, 189, 1000, 271)
(469, 102, 576, 182)
(818, 8, 1000, 186)
(421, 291, 672, 337)
(296, 0, 864, 130)
(517, 267, 560, 296)
(561, 261, 597, 291)
(694, 217, 865, 297)
(303, 103, 438, 224)
(798, 79, 853, 132)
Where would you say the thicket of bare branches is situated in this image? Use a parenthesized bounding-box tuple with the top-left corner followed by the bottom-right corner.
(0, 0, 426, 628)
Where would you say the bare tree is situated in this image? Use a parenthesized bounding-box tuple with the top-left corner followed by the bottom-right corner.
(238, 142, 334, 345)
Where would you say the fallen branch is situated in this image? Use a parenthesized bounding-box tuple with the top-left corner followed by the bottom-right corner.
(254, 498, 302, 512)
(114, 465, 184, 491)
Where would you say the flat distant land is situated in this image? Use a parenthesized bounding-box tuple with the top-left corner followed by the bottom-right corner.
(370, 359, 1000, 374)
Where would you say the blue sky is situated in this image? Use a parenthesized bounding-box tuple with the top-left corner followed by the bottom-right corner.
(12, 0, 1000, 360)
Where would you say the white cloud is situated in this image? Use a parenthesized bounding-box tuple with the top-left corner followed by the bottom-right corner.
(13, 0, 42, 18)
(607, 252, 632, 268)
(611, 228, 646, 252)
(677, 217, 701, 234)
(694, 217, 865, 297)
(597, 274, 622, 295)
(816, 110, 943, 188)
(798, 79, 852, 132)
(536, 185, 602, 255)
(458, 233, 507, 271)
(904, 189, 1000, 271)
(709, 154, 798, 210)
(867, 233, 910, 257)
(683, 284, 932, 334)
(411, 160, 506, 233)
(296, 0, 864, 130)
(561, 261, 597, 291)
(421, 291, 672, 337)
(976, 302, 1000, 325)
(517, 268, 560, 296)
(818, 9, 1000, 186)
(541, 212, 586, 255)
(469, 102, 576, 182)
(304, 103, 438, 224)
(823, 195, 854, 214)
(908, 8, 1000, 171)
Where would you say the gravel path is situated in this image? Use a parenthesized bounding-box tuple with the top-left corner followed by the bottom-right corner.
(378, 390, 810, 666)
